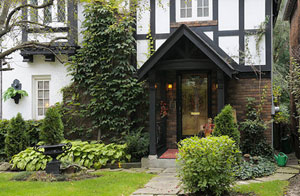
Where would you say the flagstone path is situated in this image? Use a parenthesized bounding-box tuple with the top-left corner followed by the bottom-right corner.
(131, 164, 300, 196)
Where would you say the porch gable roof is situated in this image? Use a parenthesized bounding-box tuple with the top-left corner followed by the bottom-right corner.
(137, 24, 238, 81)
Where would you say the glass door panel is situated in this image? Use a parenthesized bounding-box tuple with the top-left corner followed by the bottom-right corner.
(182, 73, 208, 136)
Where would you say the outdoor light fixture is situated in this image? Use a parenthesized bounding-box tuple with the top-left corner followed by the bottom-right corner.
(167, 83, 173, 90)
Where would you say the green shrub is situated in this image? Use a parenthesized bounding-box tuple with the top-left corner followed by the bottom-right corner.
(177, 136, 240, 196)
(240, 98, 273, 158)
(11, 141, 131, 171)
(25, 120, 42, 147)
(213, 105, 240, 145)
(5, 113, 27, 158)
(40, 107, 64, 145)
(0, 120, 10, 160)
(124, 131, 149, 162)
(235, 156, 277, 180)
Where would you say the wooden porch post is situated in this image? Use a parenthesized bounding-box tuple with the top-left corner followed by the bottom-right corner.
(149, 70, 157, 155)
(217, 70, 225, 113)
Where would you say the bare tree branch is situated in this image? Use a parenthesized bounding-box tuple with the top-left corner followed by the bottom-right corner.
(0, 37, 68, 59)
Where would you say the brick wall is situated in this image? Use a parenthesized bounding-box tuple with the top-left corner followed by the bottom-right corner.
(226, 78, 272, 143)
(290, 1, 300, 50)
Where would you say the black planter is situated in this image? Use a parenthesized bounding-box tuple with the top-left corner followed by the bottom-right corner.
(35, 143, 72, 174)
(12, 93, 21, 104)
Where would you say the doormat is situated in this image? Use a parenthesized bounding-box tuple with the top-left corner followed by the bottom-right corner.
(159, 149, 179, 159)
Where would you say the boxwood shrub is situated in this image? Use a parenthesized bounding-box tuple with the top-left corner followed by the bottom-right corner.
(10, 140, 131, 171)
(177, 136, 240, 196)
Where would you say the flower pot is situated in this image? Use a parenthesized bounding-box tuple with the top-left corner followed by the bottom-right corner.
(35, 143, 72, 174)
(12, 93, 21, 104)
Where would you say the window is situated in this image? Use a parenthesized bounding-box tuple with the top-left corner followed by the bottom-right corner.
(57, 0, 66, 22)
(33, 76, 51, 119)
(176, 0, 212, 22)
(30, 0, 38, 23)
(43, 0, 52, 24)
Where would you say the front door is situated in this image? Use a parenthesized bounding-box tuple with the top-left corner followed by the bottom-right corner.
(178, 73, 210, 140)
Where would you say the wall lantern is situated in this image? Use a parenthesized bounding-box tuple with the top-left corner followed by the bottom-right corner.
(167, 83, 173, 90)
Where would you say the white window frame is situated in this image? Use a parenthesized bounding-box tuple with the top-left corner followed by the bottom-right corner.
(176, 0, 213, 22)
(32, 75, 51, 120)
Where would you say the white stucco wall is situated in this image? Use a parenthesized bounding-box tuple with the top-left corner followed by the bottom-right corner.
(156, 39, 166, 50)
(2, 53, 71, 120)
(155, 0, 170, 34)
(218, 0, 239, 31)
(137, 0, 150, 34)
(219, 36, 239, 63)
(137, 40, 150, 68)
(204, 31, 213, 41)
(245, 0, 266, 30)
(245, 34, 266, 65)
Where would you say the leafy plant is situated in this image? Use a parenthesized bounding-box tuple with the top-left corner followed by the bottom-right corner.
(62, 2, 147, 141)
(124, 131, 149, 161)
(5, 113, 27, 158)
(234, 156, 277, 180)
(40, 107, 64, 145)
(11, 141, 131, 171)
(177, 136, 240, 196)
(213, 105, 240, 145)
(25, 120, 42, 147)
(10, 147, 51, 171)
(240, 98, 273, 158)
(3, 87, 28, 101)
(0, 120, 10, 161)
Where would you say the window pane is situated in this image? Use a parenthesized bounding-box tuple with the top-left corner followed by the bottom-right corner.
(57, 0, 66, 22)
(30, 0, 38, 23)
(187, 8, 192, 17)
(44, 81, 49, 90)
(198, 8, 203, 17)
(44, 90, 49, 99)
(44, 0, 52, 24)
(44, 99, 50, 108)
(187, 0, 192, 7)
(204, 8, 209, 16)
(181, 9, 186, 18)
(38, 108, 43, 116)
(198, 0, 202, 7)
(204, 0, 208, 6)
(38, 81, 43, 89)
(181, 0, 185, 8)
(38, 99, 43, 107)
(38, 90, 43, 99)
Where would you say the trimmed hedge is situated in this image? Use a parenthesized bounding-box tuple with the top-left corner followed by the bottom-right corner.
(177, 136, 240, 196)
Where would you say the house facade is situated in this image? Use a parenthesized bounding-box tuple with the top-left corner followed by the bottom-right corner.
(1, 0, 84, 120)
(136, 0, 280, 156)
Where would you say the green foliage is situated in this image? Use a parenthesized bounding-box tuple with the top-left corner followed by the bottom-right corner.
(59, 141, 130, 169)
(10, 148, 51, 171)
(0, 120, 10, 161)
(177, 136, 240, 196)
(11, 141, 131, 171)
(5, 113, 27, 158)
(40, 107, 64, 145)
(234, 156, 277, 180)
(124, 131, 149, 161)
(240, 98, 273, 158)
(213, 105, 240, 145)
(25, 120, 42, 147)
(63, 2, 147, 141)
(3, 87, 28, 102)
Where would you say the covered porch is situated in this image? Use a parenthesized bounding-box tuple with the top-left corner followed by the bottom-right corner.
(138, 25, 237, 160)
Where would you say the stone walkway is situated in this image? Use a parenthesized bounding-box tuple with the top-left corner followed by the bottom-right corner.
(132, 164, 300, 196)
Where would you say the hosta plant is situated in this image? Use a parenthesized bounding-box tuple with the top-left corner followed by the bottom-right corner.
(3, 87, 28, 101)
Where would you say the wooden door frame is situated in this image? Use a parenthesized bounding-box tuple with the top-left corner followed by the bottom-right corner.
(176, 70, 212, 142)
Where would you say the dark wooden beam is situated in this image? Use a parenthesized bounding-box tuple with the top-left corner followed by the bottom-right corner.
(149, 70, 157, 155)
(217, 70, 225, 113)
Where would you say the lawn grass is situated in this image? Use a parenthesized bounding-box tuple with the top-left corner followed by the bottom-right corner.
(0, 171, 154, 196)
(234, 180, 289, 196)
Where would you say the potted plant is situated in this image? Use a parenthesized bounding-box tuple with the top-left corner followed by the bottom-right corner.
(3, 87, 28, 104)
(35, 106, 71, 174)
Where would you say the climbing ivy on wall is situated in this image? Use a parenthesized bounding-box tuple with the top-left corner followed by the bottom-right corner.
(63, 2, 147, 142)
